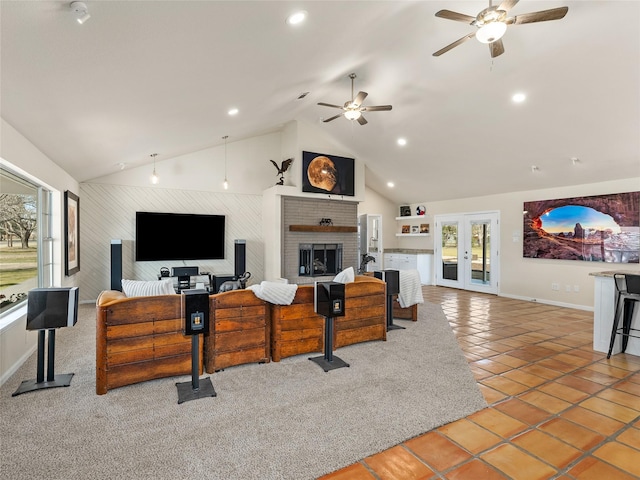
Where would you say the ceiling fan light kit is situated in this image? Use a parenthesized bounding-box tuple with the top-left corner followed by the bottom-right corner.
(317, 73, 392, 126)
(476, 21, 507, 44)
(433, 0, 568, 58)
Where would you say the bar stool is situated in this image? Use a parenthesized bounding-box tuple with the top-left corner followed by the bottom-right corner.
(606, 273, 640, 359)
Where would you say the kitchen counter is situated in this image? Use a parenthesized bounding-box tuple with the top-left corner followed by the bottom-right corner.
(384, 248, 434, 254)
(591, 269, 639, 357)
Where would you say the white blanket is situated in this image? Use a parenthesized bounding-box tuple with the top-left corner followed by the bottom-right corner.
(397, 269, 424, 308)
(247, 281, 298, 305)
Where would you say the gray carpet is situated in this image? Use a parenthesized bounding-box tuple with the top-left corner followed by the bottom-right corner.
(0, 301, 486, 480)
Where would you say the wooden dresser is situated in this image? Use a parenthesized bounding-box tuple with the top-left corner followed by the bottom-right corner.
(204, 289, 270, 372)
(269, 287, 325, 362)
(96, 291, 201, 395)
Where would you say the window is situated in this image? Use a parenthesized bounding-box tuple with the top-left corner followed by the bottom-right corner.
(0, 166, 53, 317)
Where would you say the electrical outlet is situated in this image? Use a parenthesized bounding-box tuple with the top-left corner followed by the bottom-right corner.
(574, 285, 580, 292)
(551, 283, 559, 291)
(565, 285, 572, 292)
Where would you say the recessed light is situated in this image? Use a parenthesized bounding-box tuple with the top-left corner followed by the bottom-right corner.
(286, 10, 307, 26)
(512, 92, 526, 103)
(228, 108, 239, 116)
(397, 138, 407, 146)
(387, 182, 395, 188)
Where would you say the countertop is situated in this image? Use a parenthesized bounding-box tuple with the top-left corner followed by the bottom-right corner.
(384, 249, 434, 255)
(589, 269, 640, 278)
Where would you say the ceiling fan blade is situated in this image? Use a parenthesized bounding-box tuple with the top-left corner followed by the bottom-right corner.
(362, 105, 392, 112)
(352, 91, 368, 108)
(509, 7, 568, 25)
(433, 32, 476, 56)
(323, 113, 344, 123)
(498, 0, 519, 13)
(357, 115, 368, 126)
(489, 39, 505, 58)
(317, 102, 344, 109)
(435, 9, 475, 24)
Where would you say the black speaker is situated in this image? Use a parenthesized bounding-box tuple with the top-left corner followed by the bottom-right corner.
(314, 281, 346, 317)
(234, 239, 246, 277)
(172, 266, 199, 277)
(374, 269, 400, 296)
(110, 240, 122, 291)
(182, 289, 209, 336)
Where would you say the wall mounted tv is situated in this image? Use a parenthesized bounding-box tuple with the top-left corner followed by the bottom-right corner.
(136, 212, 225, 261)
(302, 151, 355, 196)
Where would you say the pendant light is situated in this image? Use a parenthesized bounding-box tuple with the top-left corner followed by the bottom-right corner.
(150, 153, 159, 184)
(222, 136, 229, 190)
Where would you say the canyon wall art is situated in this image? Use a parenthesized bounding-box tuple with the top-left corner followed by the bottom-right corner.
(523, 192, 640, 263)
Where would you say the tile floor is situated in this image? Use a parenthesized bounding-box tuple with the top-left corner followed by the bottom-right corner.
(320, 286, 640, 480)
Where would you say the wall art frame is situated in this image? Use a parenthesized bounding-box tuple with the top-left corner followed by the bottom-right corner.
(64, 190, 80, 275)
(523, 191, 639, 263)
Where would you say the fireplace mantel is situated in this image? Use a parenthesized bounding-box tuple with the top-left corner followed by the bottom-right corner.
(289, 225, 357, 233)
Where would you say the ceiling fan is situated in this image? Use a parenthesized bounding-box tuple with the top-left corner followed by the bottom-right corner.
(318, 73, 392, 126)
(433, 0, 568, 58)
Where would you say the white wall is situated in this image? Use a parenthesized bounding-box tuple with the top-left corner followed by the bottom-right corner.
(1, 118, 80, 385)
(89, 131, 283, 194)
(417, 178, 640, 309)
(357, 186, 399, 261)
(80, 183, 263, 301)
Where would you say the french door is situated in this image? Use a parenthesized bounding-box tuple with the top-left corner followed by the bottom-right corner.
(435, 212, 500, 294)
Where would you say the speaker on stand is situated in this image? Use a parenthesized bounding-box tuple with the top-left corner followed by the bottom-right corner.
(110, 240, 122, 291)
(234, 239, 246, 277)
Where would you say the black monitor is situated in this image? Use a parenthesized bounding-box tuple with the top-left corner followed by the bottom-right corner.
(26, 287, 79, 331)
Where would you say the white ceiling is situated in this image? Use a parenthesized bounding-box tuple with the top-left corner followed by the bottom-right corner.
(1, 1, 638, 204)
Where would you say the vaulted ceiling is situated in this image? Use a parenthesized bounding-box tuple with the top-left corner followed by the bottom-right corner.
(1, 1, 638, 204)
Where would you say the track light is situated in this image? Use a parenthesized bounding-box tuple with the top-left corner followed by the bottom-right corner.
(150, 153, 159, 184)
(70, 2, 90, 24)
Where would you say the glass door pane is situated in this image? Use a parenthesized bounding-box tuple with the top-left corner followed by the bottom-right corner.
(468, 221, 491, 286)
(442, 223, 459, 281)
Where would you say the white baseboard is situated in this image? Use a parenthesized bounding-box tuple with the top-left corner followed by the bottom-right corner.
(498, 293, 594, 312)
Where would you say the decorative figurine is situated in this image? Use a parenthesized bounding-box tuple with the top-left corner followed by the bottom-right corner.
(358, 254, 376, 274)
(270, 158, 294, 185)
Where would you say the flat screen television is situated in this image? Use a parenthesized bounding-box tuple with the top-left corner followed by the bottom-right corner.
(26, 287, 79, 330)
(136, 211, 225, 261)
(302, 151, 355, 196)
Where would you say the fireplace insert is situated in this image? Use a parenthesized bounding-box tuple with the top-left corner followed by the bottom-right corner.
(299, 244, 342, 277)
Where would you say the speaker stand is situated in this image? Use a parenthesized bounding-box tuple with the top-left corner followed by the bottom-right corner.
(12, 329, 74, 397)
(176, 335, 216, 404)
(386, 295, 405, 331)
(309, 316, 350, 372)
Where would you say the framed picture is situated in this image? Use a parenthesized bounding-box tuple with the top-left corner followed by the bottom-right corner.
(411, 225, 419, 234)
(301, 151, 355, 196)
(523, 191, 640, 263)
(400, 205, 411, 217)
(420, 223, 430, 234)
(64, 190, 80, 276)
(401, 225, 410, 234)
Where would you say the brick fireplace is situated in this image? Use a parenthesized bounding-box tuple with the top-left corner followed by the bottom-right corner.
(282, 196, 358, 284)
